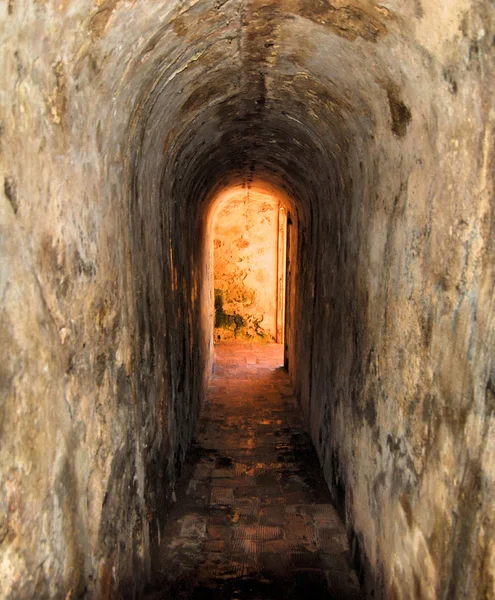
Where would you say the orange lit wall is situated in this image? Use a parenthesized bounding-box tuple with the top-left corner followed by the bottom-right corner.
(212, 186, 284, 342)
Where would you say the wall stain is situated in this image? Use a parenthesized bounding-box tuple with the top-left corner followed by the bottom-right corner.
(4, 176, 18, 214)
(387, 84, 412, 137)
(89, 0, 120, 39)
(47, 61, 67, 125)
(299, 0, 388, 42)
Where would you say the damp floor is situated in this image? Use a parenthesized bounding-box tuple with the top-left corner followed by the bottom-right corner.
(144, 342, 363, 600)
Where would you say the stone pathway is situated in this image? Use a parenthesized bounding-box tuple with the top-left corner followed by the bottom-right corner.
(145, 342, 362, 599)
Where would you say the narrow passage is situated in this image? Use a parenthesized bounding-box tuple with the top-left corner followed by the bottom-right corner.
(146, 343, 362, 599)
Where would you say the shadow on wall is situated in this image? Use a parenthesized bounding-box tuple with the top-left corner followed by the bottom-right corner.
(214, 288, 267, 340)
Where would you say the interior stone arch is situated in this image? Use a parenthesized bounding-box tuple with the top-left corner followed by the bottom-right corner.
(1, 1, 494, 598)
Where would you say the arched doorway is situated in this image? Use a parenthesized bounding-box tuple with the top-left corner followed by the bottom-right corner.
(202, 181, 296, 371)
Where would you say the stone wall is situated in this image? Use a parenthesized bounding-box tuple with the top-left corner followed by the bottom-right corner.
(213, 188, 280, 342)
(297, 7, 495, 597)
(1, 0, 494, 598)
(0, 2, 207, 596)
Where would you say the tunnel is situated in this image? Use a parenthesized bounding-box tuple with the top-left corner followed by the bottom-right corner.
(1, 0, 494, 598)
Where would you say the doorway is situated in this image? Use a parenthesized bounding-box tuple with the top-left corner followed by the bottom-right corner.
(211, 185, 287, 344)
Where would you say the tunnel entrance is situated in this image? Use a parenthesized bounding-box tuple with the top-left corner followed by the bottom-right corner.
(204, 181, 296, 370)
(211, 185, 287, 344)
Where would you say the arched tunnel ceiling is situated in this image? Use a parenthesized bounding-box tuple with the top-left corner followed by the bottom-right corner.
(119, 0, 437, 220)
(1, 1, 494, 598)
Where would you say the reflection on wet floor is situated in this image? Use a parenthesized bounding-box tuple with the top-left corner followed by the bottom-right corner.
(145, 342, 362, 599)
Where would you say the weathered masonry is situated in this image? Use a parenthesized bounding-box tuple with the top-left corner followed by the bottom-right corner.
(1, 1, 494, 598)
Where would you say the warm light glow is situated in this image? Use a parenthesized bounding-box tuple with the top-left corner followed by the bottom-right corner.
(203, 181, 293, 345)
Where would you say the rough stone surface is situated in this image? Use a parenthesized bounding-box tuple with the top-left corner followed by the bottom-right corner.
(213, 188, 282, 342)
(0, 0, 494, 598)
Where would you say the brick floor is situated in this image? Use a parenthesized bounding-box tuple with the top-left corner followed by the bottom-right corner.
(144, 342, 362, 599)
